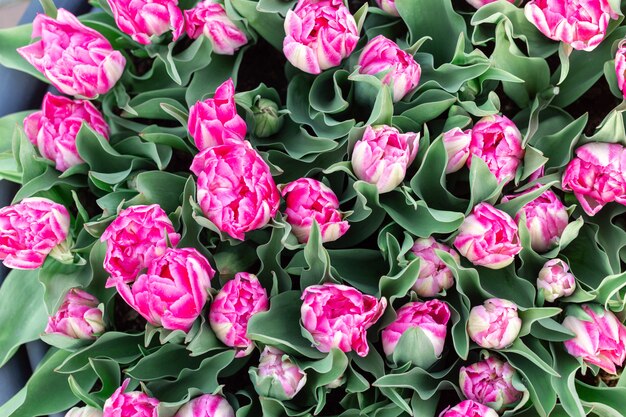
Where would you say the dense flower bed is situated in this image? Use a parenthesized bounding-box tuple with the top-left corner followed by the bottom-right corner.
(1, 0, 626, 416)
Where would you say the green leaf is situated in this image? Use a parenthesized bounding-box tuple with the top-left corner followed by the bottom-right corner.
(56, 332, 144, 373)
(0, 23, 48, 82)
(230, 0, 285, 50)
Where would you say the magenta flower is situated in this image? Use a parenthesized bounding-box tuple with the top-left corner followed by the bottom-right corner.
(409, 238, 460, 297)
(283, 0, 359, 74)
(381, 300, 450, 359)
(459, 357, 524, 412)
(101, 204, 181, 285)
(281, 178, 349, 243)
(439, 400, 499, 417)
(190, 141, 280, 240)
(468, 115, 524, 185)
(209, 272, 269, 357)
(188, 78, 247, 151)
(357, 35, 421, 102)
(351, 125, 419, 193)
(524, 0, 618, 51)
(0, 197, 70, 269)
(562, 142, 626, 216)
(45, 288, 104, 339)
(537, 259, 576, 302)
(23, 93, 109, 172)
(454, 203, 521, 269)
(103, 379, 159, 417)
(443, 128, 472, 174)
(17, 9, 125, 98)
(115, 248, 214, 332)
(252, 346, 307, 400)
(185, 1, 247, 55)
(300, 283, 386, 357)
(563, 304, 626, 374)
(174, 394, 235, 417)
(106, 0, 184, 45)
(468, 298, 522, 349)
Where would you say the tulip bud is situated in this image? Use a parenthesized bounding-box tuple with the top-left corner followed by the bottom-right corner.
(381, 300, 450, 368)
(351, 125, 419, 194)
(252, 98, 284, 138)
(442, 128, 471, 174)
(459, 357, 524, 412)
(375, 0, 399, 16)
(185, 0, 247, 55)
(45, 288, 104, 339)
(174, 394, 235, 417)
(66, 406, 102, 417)
(250, 346, 307, 400)
(103, 380, 159, 417)
(439, 400, 499, 417)
(562, 304, 626, 374)
(409, 237, 460, 298)
(537, 259, 576, 302)
(468, 298, 521, 349)
(106, 0, 184, 45)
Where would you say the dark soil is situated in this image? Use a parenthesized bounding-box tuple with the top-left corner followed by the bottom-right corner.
(237, 37, 289, 102)
(113, 294, 147, 333)
(565, 78, 620, 136)
(576, 367, 623, 387)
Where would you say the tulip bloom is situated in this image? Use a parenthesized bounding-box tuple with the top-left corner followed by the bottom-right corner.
(0, 198, 70, 269)
(24, 93, 109, 172)
(439, 400, 499, 417)
(185, 0, 247, 55)
(468, 298, 522, 349)
(562, 142, 626, 216)
(283, 0, 359, 74)
(563, 304, 626, 374)
(281, 178, 349, 243)
(524, 0, 618, 51)
(209, 273, 269, 357)
(459, 357, 524, 412)
(173, 394, 235, 417)
(66, 407, 102, 417)
(107, 0, 184, 45)
(188, 78, 247, 150)
(409, 238, 460, 297)
(103, 380, 159, 417)
(251, 347, 307, 400)
(443, 128, 472, 174)
(537, 259, 576, 302)
(454, 203, 522, 269)
(115, 248, 214, 332)
(45, 289, 104, 339)
(101, 204, 181, 285)
(351, 125, 419, 193)
(301, 283, 386, 357)
(17, 9, 125, 98)
(357, 35, 421, 102)
(468, 115, 524, 185)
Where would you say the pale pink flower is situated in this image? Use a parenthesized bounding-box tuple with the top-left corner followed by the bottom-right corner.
(442, 128, 472, 174)
(459, 357, 524, 412)
(66, 406, 102, 417)
(468, 298, 522, 349)
(439, 400, 499, 417)
(185, 0, 247, 55)
(173, 394, 234, 417)
(45, 288, 104, 339)
(537, 259, 576, 302)
(252, 346, 307, 400)
(375, 0, 399, 16)
(106, 0, 184, 45)
(466, 0, 514, 9)
(409, 238, 460, 297)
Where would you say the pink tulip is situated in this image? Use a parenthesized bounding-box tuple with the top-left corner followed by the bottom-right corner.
(0, 197, 70, 269)
(115, 248, 214, 332)
(468, 298, 522, 349)
(381, 300, 450, 358)
(616, 42, 626, 99)
(209, 272, 269, 357)
(174, 394, 235, 417)
(439, 400, 499, 417)
(281, 178, 349, 243)
(300, 283, 386, 357)
(501, 188, 569, 253)
(524, 0, 618, 51)
(443, 128, 472, 174)
(283, 0, 359, 74)
(23, 93, 109, 172)
(66, 406, 102, 417)
(562, 142, 626, 216)
(409, 238, 460, 297)
(466, 0, 514, 9)
(468, 115, 524, 185)
(103, 379, 159, 417)
(459, 357, 524, 412)
(17, 9, 125, 98)
(252, 346, 307, 400)
(106, 0, 184, 45)
(357, 35, 421, 102)
(45, 288, 104, 339)
(190, 141, 280, 240)
(351, 125, 419, 193)
(537, 259, 576, 302)
(375, 0, 399, 16)
(101, 204, 181, 285)
(454, 203, 521, 269)
(563, 304, 626, 374)
(185, 1, 247, 55)
(188, 78, 247, 150)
